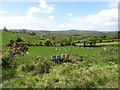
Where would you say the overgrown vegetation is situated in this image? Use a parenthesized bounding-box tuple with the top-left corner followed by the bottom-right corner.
(1, 29, 119, 88)
(2, 47, 118, 88)
(2, 38, 28, 69)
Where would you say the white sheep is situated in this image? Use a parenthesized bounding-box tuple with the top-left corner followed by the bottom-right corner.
(55, 49, 60, 51)
(103, 48, 106, 51)
(26, 52, 29, 54)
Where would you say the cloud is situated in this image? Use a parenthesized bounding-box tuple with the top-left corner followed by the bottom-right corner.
(85, 9, 118, 31)
(108, 1, 118, 8)
(0, 15, 55, 30)
(62, 8, 118, 31)
(48, 15, 54, 19)
(0, 1, 118, 31)
(27, 7, 40, 15)
(1, 8, 117, 31)
(0, 0, 55, 30)
(60, 24, 75, 29)
(68, 13, 73, 16)
(39, 0, 55, 13)
(27, 0, 55, 15)
(70, 17, 81, 22)
(0, 10, 6, 14)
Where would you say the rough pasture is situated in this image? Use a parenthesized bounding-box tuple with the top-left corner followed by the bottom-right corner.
(2, 46, 118, 88)
(15, 46, 116, 63)
(1, 30, 119, 88)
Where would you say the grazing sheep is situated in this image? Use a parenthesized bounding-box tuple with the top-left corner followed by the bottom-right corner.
(55, 49, 60, 51)
(103, 48, 106, 51)
(26, 52, 29, 54)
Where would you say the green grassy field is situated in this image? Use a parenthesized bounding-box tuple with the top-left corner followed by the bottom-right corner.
(76, 42, 118, 46)
(2, 45, 117, 63)
(2, 46, 118, 88)
(1, 30, 119, 88)
(1, 31, 43, 46)
(96, 42, 118, 45)
(19, 46, 112, 62)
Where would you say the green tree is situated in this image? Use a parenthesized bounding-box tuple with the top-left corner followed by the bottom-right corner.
(39, 41, 43, 46)
(83, 41, 86, 47)
(68, 35, 74, 43)
(16, 38, 24, 42)
(30, 32, 36, 36)
(53, 41, 56, 46)
(71, 42, 76, 46)
(3, 27, 8, 31)
(60, 37, 71, 46)
(86, 37, 97, 47)
(22, 29, 26, 34)
(50, 35, 56, 41)
(44, 40, 52, 46)
(81, 39, 86, 47)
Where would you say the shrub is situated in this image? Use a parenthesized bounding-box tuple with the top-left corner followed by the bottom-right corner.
(2, 38, 29, 70)
(16, 38, 24, 42)
(39, 41, 43, 46)
(6, 40, 14, 47)
(2, 55, 12, 70)
(9, 41, 28, 57)
(86, 37, 97, 46)
(30, 32, 36, 36)
(2, 68, 16, 81)
(44, 40, 52, 46)
(35, 44, 39, 46)
(78, 41, 80, 43)
(16, 57, 55, 76)
(71, 42, 76, 46)
(3, 27, 8, 31)
(99, 40, 102, 43)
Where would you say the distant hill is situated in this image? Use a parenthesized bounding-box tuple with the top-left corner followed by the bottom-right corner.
(28, 30, 115, 36)
(5, 29, 117, 38)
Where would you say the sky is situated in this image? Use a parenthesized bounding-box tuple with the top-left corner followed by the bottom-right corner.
(0, 0, 119, 31)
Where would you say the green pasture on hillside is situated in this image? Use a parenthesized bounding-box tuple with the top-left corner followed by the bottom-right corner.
(76, 41, 119, 46)
(96, 42, 118, 45)
(2, 46, 118, 88)
(16, 46, 116, 63)
(2, 31, 42, 46)
(1, 30, 119, 88)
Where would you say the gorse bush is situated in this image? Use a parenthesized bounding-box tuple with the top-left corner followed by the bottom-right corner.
(2, 38, 29, 69)
(9, 41, 28, 57)
(2, 38, 29, 81)
(6, 40, 14, 46)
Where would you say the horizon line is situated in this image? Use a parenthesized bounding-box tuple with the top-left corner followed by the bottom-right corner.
(0, 28, 118, 32)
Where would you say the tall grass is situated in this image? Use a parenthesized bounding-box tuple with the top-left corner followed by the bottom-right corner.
(2, 46, 118, 88)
